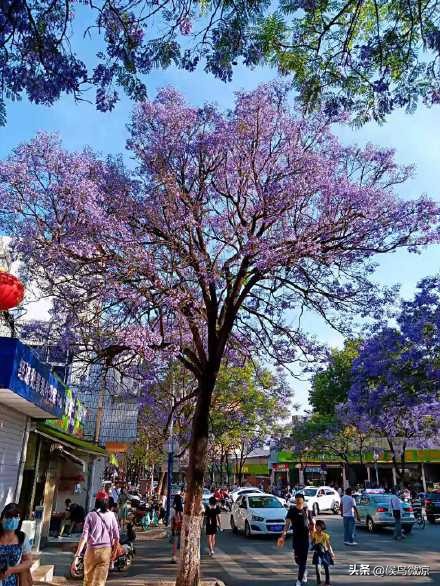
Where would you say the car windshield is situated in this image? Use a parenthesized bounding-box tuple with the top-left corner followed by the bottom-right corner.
(248, 496, 283, 509)
(303, 488, 318, 497)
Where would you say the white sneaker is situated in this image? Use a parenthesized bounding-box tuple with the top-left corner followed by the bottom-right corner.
(303, 570, 308, 582)
(296, 581, 302, 586)
(351, 541, 358, 545)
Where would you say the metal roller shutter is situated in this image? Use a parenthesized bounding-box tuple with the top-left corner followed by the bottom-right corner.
(0, 405, 27, 510)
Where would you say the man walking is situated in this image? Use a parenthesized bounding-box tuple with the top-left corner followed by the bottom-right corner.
(278, 493, 315, 586)
(390, 490, 403, 540)
(340, 487, 360, 545)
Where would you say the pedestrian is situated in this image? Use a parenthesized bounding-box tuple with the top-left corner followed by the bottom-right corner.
(72, 498, 120, 586)
(278, 493, 315, 586)
(340, 487, 360, 546)
(0, 503, 33, 586)
(311, 519, 335, 586)
(205, 497, 221, 557)
(390, 490, 403, 540)
(58, 499, 73, 537)
(118, 498, 130, 530)
(170, 499, 183, 563)
(111, 484, 120, 504)
(173, 489, 184, 513)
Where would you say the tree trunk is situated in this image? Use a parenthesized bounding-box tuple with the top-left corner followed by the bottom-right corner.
(399, 442, 407, 485)
(225, 451, 230, 486)
(176, 379, 215, 586)
(158, 470, 166, 496)
(387, 438, 405, 487)
(219, 449, 225, 485)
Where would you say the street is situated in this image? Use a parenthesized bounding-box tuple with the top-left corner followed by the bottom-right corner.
(42, 513, 440, 585)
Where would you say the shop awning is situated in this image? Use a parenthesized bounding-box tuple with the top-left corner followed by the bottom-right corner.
(35, 423, 107, 457)
(52, 444, 87, 471)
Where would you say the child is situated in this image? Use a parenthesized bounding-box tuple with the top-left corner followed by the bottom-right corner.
(205, 497, 221, 557)
(311, 519, 335, 586)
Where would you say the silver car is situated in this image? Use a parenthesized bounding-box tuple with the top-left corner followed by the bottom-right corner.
(355, 492, 415, 533)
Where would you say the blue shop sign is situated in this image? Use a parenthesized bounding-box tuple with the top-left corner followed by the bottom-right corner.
(0, 337, 66, 418)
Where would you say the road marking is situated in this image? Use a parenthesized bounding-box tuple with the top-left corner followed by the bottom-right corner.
(210, 546, 254, 581)
(206, 541, 297, 583)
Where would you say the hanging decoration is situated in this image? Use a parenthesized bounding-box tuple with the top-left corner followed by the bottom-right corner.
(0, 270, 25, 311)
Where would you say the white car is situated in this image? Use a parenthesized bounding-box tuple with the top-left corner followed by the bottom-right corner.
(230, 493, 289, 537)
(301, 486, 340, 515)
(230, 487, 264, 503)
(202, 488, 213, 507)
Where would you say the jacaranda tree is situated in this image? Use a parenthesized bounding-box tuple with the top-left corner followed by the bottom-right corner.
(345, 276, 440, 483)
(2, 0, 440, 124)
(1, 84, 439, 584)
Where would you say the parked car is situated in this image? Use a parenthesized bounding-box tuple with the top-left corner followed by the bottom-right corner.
(354, 492, 415, 533)
(424, 491, 440, 523)
(230, 487, 264, 503)
(230, 493, 290, 537)
(301, 486, 340, 515)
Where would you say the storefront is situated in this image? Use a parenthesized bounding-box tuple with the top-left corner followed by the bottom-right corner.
(273, 447, 440, 492)
(0, 337, 107, 548)
(21, 422, 107, 546)
(0, 337, 65, 511)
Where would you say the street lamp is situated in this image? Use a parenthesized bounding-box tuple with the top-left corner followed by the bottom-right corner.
(165, 436, 177, 525)
(373, 450, 380, 487)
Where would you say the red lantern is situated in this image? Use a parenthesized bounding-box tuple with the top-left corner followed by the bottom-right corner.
(0, 271, 25, 311)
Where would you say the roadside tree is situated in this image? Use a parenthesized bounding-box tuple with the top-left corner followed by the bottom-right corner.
(309, 339, 360, 417)
(1, 84, 438, 585)
(345, 277, 440, 484)
(2, 1, 440, 124)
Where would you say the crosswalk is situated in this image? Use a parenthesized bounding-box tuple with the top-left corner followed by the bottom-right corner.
(203, 535, 436, 585)
(206, 544, 297, 583)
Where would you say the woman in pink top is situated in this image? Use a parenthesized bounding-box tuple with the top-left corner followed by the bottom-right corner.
(72, 498, 119, 586)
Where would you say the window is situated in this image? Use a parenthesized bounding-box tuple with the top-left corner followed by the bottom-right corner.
(360, 497, 370, 506)
(240, 498, 248, 509)
(325, 489, 334, 495)
(317, 490, 325, 497)
(303, 488, 317, 497)
(248, 496, 283, 509)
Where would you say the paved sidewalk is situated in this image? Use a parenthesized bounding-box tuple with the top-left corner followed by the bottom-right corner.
(40, 526, 224, 585)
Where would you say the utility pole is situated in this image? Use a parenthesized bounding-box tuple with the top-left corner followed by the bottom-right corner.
(95, 367, 107, 444)
(165, 371, 175, 525)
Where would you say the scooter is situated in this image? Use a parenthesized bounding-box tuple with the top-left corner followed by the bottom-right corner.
(69, 524, 136, 579)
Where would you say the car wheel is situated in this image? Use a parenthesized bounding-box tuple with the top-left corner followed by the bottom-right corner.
(230, 516, 238, 535)
(402, 524, 413, 535)
(244, 521, 252, 538)
(332, 501, 340, 514)
(366, 516, 376, 533)
(313, 503, 319, 516)
(427, 515, 436, 524)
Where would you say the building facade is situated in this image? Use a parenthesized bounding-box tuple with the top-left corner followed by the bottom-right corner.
(0, 337, 106, 547)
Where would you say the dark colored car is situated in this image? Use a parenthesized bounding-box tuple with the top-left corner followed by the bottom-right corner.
(424, 491, 440, 523)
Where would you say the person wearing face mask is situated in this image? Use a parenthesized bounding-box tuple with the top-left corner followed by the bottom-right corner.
(0, 503, 33, 586)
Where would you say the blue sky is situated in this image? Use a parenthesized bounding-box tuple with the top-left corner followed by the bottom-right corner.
(1, 48, 439, 408)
